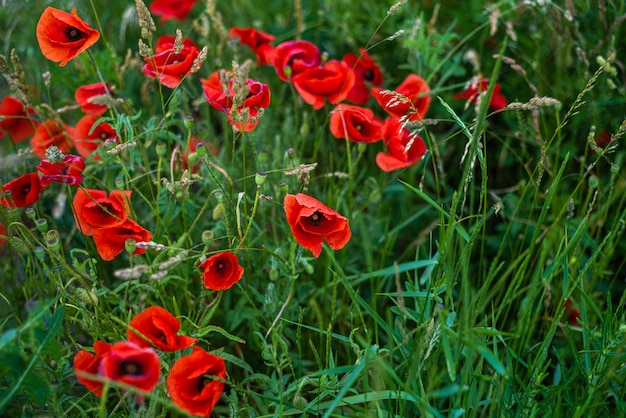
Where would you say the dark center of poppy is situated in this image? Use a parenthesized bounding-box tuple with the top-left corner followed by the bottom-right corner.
(197, 374, 214, 392)
(363, 69, 374, 82)
(22, 183, 31, 196)
(154, 330, 167, 344)
(306, 211, 324, 227)
(65, 27, 86, 42)
(216, 262, 225, 273)
(120, 360, 143, 376)
(355, 124, 362, 131)
(100, 132, 109, 140)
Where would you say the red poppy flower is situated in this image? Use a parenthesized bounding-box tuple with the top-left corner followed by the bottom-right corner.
(199, 251, 244, 291)
(72, 114, 118, 160)
(167, 346, 226, 416)
(342, 48, 384, 104)
(230, 27, 276, 66)
(30, 119, 74, 159)
(453, 75, 507, 111)
(284, 193, 351, 258)
(127, 306, 197, 351)
(564, 299, 581, 326)
(201, 71, 231, 113)
(36, 7, 100, 67)
(375, 118, 427, 172)
(272, 40, 321, 82)
(73, 340, 112, 397)
(150, 0, 200, 22)
(75, 82, 111, 115)
(142, 44, 202, 88)
(0, 221, 7, 248)
(0, 95, 38, 143)
(1, 172, 42, 208)
(292, 60, 355, 110)
(329, 104, 383, 143)
(372, 74, 431, 121)
(73, 188, 131, 236)
(155, 34, 198, 52)
(92, 218, 152, 261)
(99, 341, 161, 394)
(37, 154, 85, 187)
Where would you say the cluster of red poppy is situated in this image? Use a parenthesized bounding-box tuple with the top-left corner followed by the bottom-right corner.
(74, 306, 226, 416)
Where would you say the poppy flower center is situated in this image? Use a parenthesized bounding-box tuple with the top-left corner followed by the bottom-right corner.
(99, 132, 109, 140)
(120, 360, 143, 376)
(65, 27, 86, 42)
(306, 211, 324, 227)
(363, 69, 374, 82)
(216, 262, 225, 272)
(22, 183, 32, 195)
(196, 374, 214, 392)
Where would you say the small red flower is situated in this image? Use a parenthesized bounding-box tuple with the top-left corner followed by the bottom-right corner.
(150, 0, 200, 22)
(75, 82, 111, 115)
(99, 341, 161, 394)
(1, 172, 42, 208)
(292, 60, 355, 110)
(564, 299, 581, 326)
(199, 251, 244, 291)
(73, 188, 131, 236)
(284, 193, 352, 258)
(142, 44, 202, 88)
(372, 74, 431, 121)
(0, 95, 38, 143)
(167, 346, 226, 417)
(127, 306, 197, 352)
(73, 340, 112, 397)
(36, 7, 100, 67)
(155, 34, 198, 52)
(37, 154, 85, 187)
(230, 27, 276, 66)
(453, 75, 507, 111)
(92, 218, 152, 261)
(72, 114, 118, 160)
(272, 40, 321, 82)
(375, 118, 427, 172)
(0, 221, 6, 248)
(30, 120, 74, 159)
(342, 48, 384, 104)
(329, 104, 383, 144)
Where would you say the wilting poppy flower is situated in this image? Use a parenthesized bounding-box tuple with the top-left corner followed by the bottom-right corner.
(329, 104, 383, 144)
(143, 43, 202, 88)
(372, 74, 431, 121)
(292, 60, 355, 110)
(150, 0, 200, 22)
(0, 96, 38, 143)
(75, 82, 111, 115)
(36, 7, 100, 67)
(72, 114, 118, 160)
(92, 218, 152, 261)
(272, 40, 321, 82)
(73, 340, 112, 397)
(230, 27, 276, 66)
(342, 48, 384, 104)
(37, 154, 85, 187)
(73, 188, 131, 236)
(284, 193, 351, 258)
(167, 346, 226, 416)
(99, 341, 161, 394)
(199, 251, 244, 291)
(375, 117, 427, 172)
(30, 119, 74, 159)
(1, 172, 42, 208)
(127, 306, 197, 352)
(453, 75, 507, 111)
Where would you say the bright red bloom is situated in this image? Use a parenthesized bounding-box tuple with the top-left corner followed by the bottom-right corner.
(155, 34, 198, 52)
(73, 188, 131, 236)
(75, 82, 111, 115)
(230, 27, 276, 66)
(127, 306, 197, 352)
(272, 40, 321, 82)
(149, 0, 200, 22)
(167, 346, 226, 416)
(72, 114, 118, 160)
(199, 251, 244, 291)
(0, 96, 38, 143)
(37, 154, 85, 187)
(375, 118, 426, 172)
(284, 193, 351, 258)
(342, 48, 384, 104)
(142, 44, 202, 88)
(201, 71, 231, 113)
(36, 7, 100, 67)
(99, 341, 161, 394)
(453, 75, 507, 111)
(30, 120, 74, 159)
(329, 104, 383, 143)
(0, 221, 7, 248)
(292, 60, 355, 110)
(92, 218, 152, 261)
(73, 340, 112, 397)
(372, 74, 431, 121)
(1, 172, 42, 208)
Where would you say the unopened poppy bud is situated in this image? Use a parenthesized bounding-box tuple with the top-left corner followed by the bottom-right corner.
(269, 266, 279, 281)
(195, 142, 206, 157)
(255, 171, 267, 186)
(125, 238, 137, 255)
(75, 287, 98, 306)
(214, 190, 223, 202)
(301, 259, 314, 275)
(287, 148, 296, 160)
(35, 218, 48, 234)
(279, 180, 288, 193)
(34, 246, 46, 261)
(202, 230, 214, 245)
(115, 177, 125, 189)
(293, 395, 308, 410)
(187, 152, 199, 167)
(357, 143, 367, 153)
(588, 175, 598, 189)
(175, 190, 184, 200)
(156, 142, 167, 157)
(258, 150, 269, 164)
(213, 202, 224, 220)
(183, 115, 195, 129)
(10, 237, 29, 254)
(25, 207, 36, 220)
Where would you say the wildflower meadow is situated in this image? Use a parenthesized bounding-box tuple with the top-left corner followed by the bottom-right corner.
(1, 0, 626, 416)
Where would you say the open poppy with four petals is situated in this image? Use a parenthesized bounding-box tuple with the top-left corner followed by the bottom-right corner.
(127, 306, 197, 352)
(73, 188, 131, 236)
